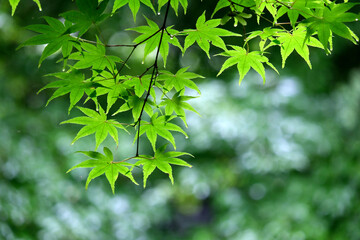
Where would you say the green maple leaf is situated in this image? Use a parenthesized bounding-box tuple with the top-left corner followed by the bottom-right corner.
(122, 74, 158, 99)
(304, 2, 359, 52)
(212, 0, 255, 18)
(9, 0, 41, 16)
(158, 0, 188, 15)
(69, 39, 122, 73)
(159, 91, 199, 127)
(136, 112, 188, 151)
(61, 0, 109, 36)
(92, 77, 129, 113)
(135, 145, 192, 187)
(276, 0, 323, 27)
(184, 12, 241, 58)
(67, 147, 137, 193)
(212, 0, 230, 18)
(157, 67, 203, 94)
(246, 27, 284, 52)
(19, 17, 77, 67)
(128, 17, 182, 66)
(38, 71, 102, 113)
(277, 25, 323, 68)
(112, 0, 155, 22)
(217, 46, 278, 84)
(112, 95, 154, 121)
(61, 106, 128, 150)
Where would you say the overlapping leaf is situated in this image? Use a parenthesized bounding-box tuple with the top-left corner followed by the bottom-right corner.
(128, 17, 182, 66)
(183, 12, 241, 58)
(217, 46, 278, 84)
(122, 74, 158, 99)
(212, 0, 256, 18)
(136, 113, 188, 151)
(92, 77, 129, 113)
(38, 71, 102, 112)
(134, 145, 192, 187)
(69, 39, 122, 73)
(276, 0, 323, 27)
(304, 2, 359, 52)
(67, 147, 137, 193)
(19, 17, 77, 67)
(61, 106, 128, 149)
(159, 91, 199, 126)
(112, 95, 154, 121)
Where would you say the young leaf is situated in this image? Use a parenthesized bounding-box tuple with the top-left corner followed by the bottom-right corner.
(68, 147, 138, 193)
(183, 12, 241, 58)
(61, 106, 128, 149)
(135, 145, 192, 187)
(136, 112, 188, 151)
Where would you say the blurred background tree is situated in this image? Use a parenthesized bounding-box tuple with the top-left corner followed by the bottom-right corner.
(1, 1, 360, 239)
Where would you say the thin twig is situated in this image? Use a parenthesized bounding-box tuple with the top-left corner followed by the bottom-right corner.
(135, 0, 171, 157)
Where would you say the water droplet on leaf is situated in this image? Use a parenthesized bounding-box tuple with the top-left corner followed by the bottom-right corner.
(141, 61, 144, 64)
(157, 12, 161, 15)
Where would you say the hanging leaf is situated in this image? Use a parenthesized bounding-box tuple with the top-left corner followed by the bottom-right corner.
(67, 147, 138, 193)
(61, 106, 128, 149)
(183, 12, 241, 58)
(135, 145, 192, 187)
(277, 25, 323, 68)
(217, 46, 278, 84)
(112, 95, 154, 121)
(159, 91, 199, 127)
(304, 2, 360, 52)
(158, 67, 203, 94)
(136, 112, 188, 151)
(38, 71, 102, 113)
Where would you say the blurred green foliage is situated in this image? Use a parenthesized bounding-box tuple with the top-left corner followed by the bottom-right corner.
(1, 1, 360, 239)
